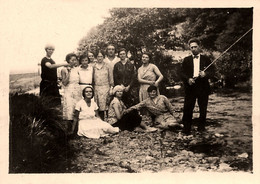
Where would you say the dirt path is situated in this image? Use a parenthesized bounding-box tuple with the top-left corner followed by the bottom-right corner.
(67, 90, 252, 173)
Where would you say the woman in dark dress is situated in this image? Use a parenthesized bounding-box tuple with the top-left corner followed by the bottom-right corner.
(113, 48, 137, 107)
(40, 44, 68, 106)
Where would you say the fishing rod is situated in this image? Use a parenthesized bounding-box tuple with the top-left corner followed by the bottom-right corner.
(202, 28, 253, 72)
(168, 28, 253, 90)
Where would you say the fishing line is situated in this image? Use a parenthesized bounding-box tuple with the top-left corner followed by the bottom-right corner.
(202, 28, 253, 72)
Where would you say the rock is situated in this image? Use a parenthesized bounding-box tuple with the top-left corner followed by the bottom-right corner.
(166, 150, 172, 154)
(189, 140, 198, 145)
(206, 157, 219, 164)
(145, 156, 155, 161)
(238, 153, 248, 158)
(218, 163, 233, 172)
(215, 133, 224, 137)
(180, 150, 190, 155)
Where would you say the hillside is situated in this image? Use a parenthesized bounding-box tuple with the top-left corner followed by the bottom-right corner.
(9, 73, 41, 94)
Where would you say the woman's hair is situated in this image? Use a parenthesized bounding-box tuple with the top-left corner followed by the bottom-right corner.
(79, 54, 89, 64)
(88, 51, 96, 59)
(147, 85, 158, 93)
(117, 48, 127, 56)
(96, 50, 106, 58)
(82, 85, 94, 98)
(65, 53, 77, 63)
(142, 51, 151, 61)
(45, 44, 55, 51)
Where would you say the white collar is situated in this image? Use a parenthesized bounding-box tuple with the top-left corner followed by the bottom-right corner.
(192, 53, 200, 58)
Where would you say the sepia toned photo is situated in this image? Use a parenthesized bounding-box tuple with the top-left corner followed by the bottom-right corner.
(1, 0, 259, 183)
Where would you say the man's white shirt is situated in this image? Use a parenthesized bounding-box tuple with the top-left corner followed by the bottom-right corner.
(193, 54, 200, 78)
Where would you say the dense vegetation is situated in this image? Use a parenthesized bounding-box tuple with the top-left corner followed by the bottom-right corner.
(78, 8, 252, 87)
(9, 94, 74, 173)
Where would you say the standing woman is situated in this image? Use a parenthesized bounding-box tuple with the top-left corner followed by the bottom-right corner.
(87, 51, 96, 67)
(93, 50, 114, 120)
(61, 53, 81, 128)
(113, 48, 137, 107)
(40, 44, 68, 106)
(78, 54, 93, 92)
(138, 52, 163, 102)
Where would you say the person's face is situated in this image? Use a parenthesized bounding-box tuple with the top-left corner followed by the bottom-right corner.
(115, 89, 123, 98)
(84, 88, 93, 99)
(46, 47, 54, 57)
(97, 52, 104, 63)
(107, 45, 115, 57)
(69, 56, 78, 66)
(142, 54, 149, 64)
(189, 42, 200, 55)
(137, 50, 142, 58)
(148, 90, 157, 99)
(81, 57, 89, 68)
(88, 52, 95, 62)
(119, 51, 126, 60)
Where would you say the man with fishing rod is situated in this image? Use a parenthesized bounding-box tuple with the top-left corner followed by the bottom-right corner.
(181, 38, 215, 135)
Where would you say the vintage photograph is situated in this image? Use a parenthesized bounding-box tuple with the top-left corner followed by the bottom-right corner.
(1, 0, 259, 183)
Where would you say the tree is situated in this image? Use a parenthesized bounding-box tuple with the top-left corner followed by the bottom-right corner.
(78, 8, 253, 87)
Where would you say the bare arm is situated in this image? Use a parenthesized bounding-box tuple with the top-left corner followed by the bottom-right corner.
(61, 68, 70, 86)
(153, 64, 164, 86)
(113, 103, 124, 120)
(45, 61, 69, 69)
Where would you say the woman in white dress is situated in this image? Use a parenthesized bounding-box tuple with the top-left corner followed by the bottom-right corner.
(72, 85, 119, 138)
(61, 53, 81, 130)
(78, 54, 93, 92)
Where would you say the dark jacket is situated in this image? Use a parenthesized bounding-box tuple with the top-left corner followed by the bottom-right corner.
(113, 60, 136, 87)
(181, 54, 215, 95)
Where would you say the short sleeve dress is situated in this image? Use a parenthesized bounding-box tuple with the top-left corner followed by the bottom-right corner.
(75, 99, 119, 138)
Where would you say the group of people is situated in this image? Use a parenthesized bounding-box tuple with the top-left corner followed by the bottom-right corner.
(40, 38, 215, 138)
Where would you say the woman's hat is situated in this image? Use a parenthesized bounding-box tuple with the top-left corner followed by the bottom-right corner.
(113, 85, 124, 95)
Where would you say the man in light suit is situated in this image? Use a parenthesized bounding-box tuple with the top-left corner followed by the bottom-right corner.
(181, 38, 215, 135)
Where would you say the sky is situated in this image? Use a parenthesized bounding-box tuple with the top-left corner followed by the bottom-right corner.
(1, 0, 258, 74)
(1, 0, 111, 74)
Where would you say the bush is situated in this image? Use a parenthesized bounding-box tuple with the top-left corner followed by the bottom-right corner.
(9, 94, 73, 173)
(152, 51, 183, 96)
(215, 51, 252, 88)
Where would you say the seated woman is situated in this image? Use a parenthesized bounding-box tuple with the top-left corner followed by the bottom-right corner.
(107, 85, 157, 132)
(72, 85, 119, 138)
(125, 85, 183, 129)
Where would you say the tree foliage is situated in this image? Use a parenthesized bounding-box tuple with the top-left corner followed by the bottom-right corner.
(78, 8, 252, 86)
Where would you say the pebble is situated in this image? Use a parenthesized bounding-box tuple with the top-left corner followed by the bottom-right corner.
(238, 153, 248, 158)
(145, 156, 155, 161)
(215, 133, 224, 137)
(218, 163, 233, 172)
